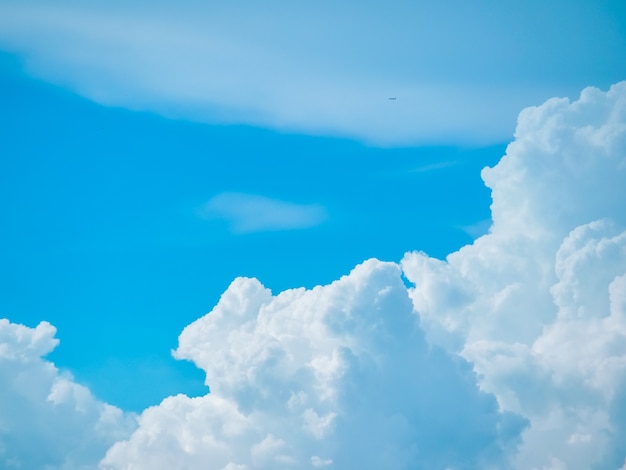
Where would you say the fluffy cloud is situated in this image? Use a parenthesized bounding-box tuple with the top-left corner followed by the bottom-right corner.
(200, 193, 326, 233)
(402, 81, 626, 469)
(101, 260, 525, 469)
(101, 81, 626, 469)
(0, 1, 624, 144)
(0, 319, 136, 469)
(3, 74, 625, 469)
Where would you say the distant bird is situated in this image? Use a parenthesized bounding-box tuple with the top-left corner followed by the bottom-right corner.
(388, 97, 397, 100)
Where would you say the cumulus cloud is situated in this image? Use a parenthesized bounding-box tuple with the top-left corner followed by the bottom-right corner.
(402, 81, 626, 469)
(0, 1, 624, 144)
(3, 68, 625, 469)
(100, 81, 626, 469)
(101, 260, 525, 469)
(0, 319, 136, 469)
(200, 193, 327, 233)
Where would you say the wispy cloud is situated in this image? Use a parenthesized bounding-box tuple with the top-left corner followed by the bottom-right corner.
(199, 192, 326, 234)
(0, 1, 623, 144)
(409, 160, 457, 173)
(104, 260, 524, 470)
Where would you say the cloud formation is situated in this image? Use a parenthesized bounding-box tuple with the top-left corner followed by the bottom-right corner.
(402, 81, 626, 469)
(200, 193, 326, 233)
(102, 260, 524, 469)
(101, 81, 626, 469)
(2, 79, 625, 467)
(0, 1, 624, 144)
(0, 319, 136, 469)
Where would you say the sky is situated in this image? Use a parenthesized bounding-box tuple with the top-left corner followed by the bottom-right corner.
(1, 1, 626, 469)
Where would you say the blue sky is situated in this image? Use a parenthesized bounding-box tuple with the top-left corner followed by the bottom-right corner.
(0, 54, 505, 409)
(1, 1, 626, 469)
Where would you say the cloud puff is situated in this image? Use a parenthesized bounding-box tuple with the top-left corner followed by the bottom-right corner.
(0, 319, 136, 469)
(200, 193, 326, 234)
(402, 82, 626, 469)
(101, 260, 525, 469)
(2, 76, 625, 469)
(0, 1, 624, 144)
(101, 81, 626, 469)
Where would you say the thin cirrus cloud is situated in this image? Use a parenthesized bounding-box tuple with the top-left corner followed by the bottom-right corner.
(2, 83, 626, 467)
(0, 1, 624, 145)
(200, 192, 327, 234)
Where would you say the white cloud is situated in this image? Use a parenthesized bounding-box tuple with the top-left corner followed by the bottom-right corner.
(200, 193, 326, 233)
(100, 82, 626, 469)
(2, 51, 625, 468)
(101, 260, 524, 469)
(0, 319, 136, 469)
(310, 455, 333, 467)
(0, 1, 623, 144)
(402, 81, 626, 469)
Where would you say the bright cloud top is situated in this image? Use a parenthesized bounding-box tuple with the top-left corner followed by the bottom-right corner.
(102, 260, 525, 469)
(103, 82, 626, 469)
(0, 0, 624, 144)
(200, 192, 327, 233)
(402, 81, 626, 469)
(2, 83, 626, 468)
(0, 319, 135, 470)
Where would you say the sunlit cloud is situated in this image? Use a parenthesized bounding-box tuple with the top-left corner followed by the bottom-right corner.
(101, 260, 525, 469)
(0, 319, 136, 469)
(402, 82, 626, 469)
(2, 71, 625, 469)
(103, 83, 626, 469)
